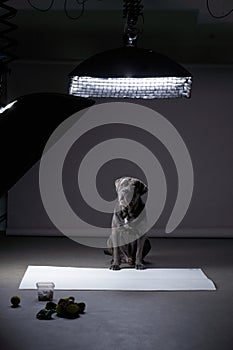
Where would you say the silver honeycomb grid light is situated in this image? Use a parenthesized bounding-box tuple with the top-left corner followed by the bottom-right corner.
(69, 76, 192, 99)
(69, 1, 193, 99)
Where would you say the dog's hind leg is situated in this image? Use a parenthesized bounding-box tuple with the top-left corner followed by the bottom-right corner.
(109, 229, 121, 270)
(142, 238, 151, 260)
(103, 237, 113, 256)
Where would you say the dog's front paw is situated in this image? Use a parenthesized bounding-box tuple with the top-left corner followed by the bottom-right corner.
(110, 264, 121, 271)
(135, 263, 145, 270)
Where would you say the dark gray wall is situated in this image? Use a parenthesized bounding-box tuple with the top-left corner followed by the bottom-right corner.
(6, 63, 233, 237)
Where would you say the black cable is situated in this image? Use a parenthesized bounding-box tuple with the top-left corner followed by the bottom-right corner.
(206, 0, 233, 19)
(75, 0, 88, 5)
(26, 0, 55, 12)
(26, 0, 88, 20)
(64, 0, 86, 20)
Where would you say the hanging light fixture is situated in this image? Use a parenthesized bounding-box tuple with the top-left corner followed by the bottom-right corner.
(69, 0, 193, 99)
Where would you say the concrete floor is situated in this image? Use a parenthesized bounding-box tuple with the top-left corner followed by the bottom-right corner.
(0, 235, 233, 350)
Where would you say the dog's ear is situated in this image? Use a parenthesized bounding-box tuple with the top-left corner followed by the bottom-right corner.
(135, 180, 148, 195)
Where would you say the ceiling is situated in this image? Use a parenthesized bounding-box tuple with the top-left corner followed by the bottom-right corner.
(5, 0, 233, 64)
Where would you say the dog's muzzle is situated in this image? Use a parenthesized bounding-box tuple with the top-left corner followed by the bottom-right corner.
(119, 189, 135, 208)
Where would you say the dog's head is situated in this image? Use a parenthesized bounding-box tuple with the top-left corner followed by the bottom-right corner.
(115, 176, 148, 210)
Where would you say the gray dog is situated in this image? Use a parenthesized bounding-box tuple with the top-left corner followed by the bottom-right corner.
(104, 176, 151, 270)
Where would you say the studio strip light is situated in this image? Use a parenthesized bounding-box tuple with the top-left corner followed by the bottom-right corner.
(69, 76, 192, 99)
(69, 46, 193, 100)
(69, 0, 193, 99)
